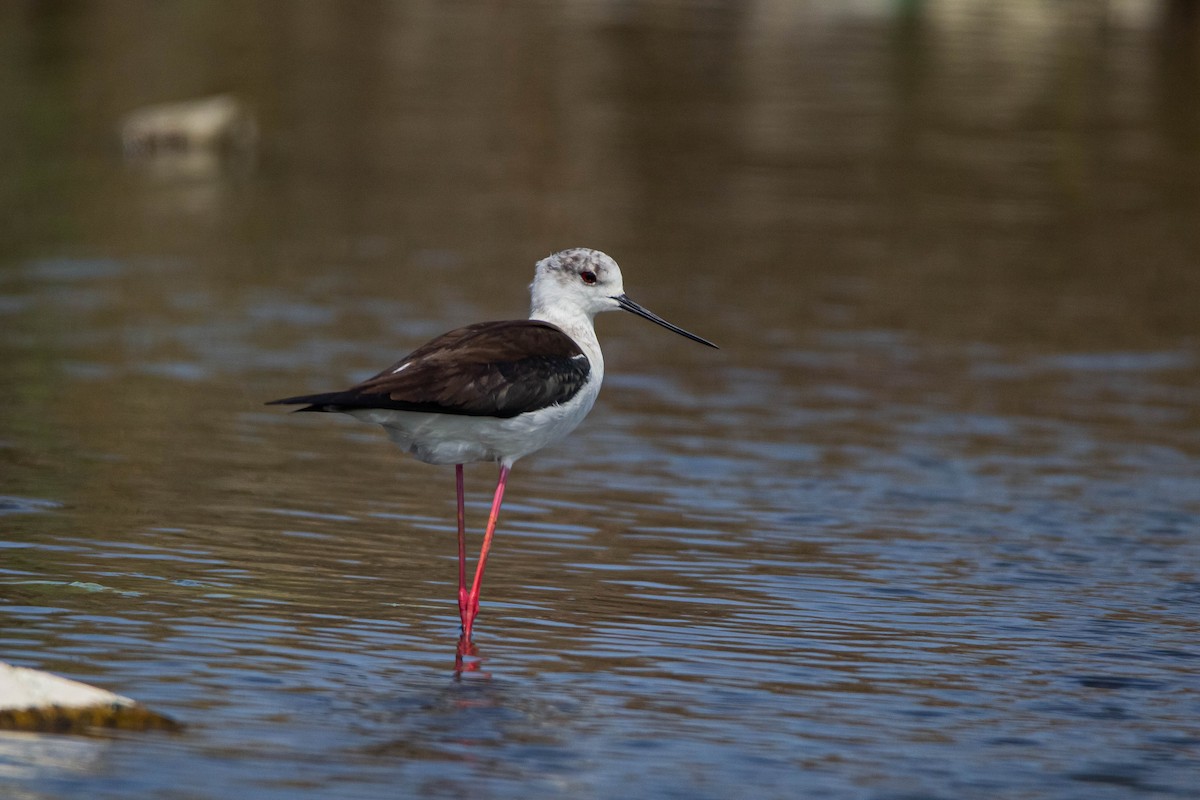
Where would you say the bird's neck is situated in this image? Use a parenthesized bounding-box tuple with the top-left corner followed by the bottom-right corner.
(529, 306, 604, 379)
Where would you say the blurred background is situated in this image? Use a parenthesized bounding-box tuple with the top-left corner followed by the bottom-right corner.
(1, 2, 1198, 798)
(3, 1, 1197, 337)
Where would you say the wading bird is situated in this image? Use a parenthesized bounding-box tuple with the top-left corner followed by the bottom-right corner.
(268, 248, 717, 641)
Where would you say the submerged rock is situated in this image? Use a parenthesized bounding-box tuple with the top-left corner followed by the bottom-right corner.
(0, 661, 179, 734)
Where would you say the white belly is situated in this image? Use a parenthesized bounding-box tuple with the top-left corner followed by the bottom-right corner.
(346, 389, 598, 466)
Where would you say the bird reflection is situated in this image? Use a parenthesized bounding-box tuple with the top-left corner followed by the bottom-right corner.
(454, 634, 488, 676)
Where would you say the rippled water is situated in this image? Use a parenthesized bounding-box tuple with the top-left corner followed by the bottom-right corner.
(3, 2, 1200, 798)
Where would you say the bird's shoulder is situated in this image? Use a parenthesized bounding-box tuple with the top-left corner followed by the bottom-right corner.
(379, 320, 585, 373)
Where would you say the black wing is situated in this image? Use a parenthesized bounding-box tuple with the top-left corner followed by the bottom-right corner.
(266, 320, 591, 418)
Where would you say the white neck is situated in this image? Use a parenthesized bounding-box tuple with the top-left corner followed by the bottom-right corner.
(529, 303, 605, 384)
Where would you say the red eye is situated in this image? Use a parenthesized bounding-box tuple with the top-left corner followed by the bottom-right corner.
(580, 271, 597, 285)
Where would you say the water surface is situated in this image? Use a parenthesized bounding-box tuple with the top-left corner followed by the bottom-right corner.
(2, 2, 1199, 798)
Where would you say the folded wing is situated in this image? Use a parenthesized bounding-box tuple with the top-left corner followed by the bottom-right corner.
(267, 320, 591, 419)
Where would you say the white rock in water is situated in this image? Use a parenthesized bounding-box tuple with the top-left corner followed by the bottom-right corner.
(120, 94, 258, 156)
(0, 661, 178, 733)
(0, 662, 136, 710)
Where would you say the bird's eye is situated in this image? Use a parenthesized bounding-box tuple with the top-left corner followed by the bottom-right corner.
(580, 271, 597, 285)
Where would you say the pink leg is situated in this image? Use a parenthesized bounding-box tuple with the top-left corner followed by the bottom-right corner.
(462, 463, 510, 641)
(456, 464, 467, 626)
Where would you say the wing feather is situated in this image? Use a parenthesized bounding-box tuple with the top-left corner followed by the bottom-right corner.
(267, 320, 590, 418)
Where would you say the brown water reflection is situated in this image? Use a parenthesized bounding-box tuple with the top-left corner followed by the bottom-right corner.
(2, 2, 1199, 799)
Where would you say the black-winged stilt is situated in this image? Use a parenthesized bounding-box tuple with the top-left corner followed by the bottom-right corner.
(268, 248, 717, 640)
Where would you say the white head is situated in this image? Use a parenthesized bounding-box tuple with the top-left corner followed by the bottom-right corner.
(529, 248, 718, 348)
(530, 248, 624, 319)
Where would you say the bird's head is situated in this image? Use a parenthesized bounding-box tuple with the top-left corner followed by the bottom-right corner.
(530, 248, 718, 348)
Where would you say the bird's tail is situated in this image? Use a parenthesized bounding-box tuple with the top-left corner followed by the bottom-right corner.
(265, 393, 346, 413)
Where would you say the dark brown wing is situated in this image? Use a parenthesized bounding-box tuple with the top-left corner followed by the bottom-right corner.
(266, 320, 591, 419)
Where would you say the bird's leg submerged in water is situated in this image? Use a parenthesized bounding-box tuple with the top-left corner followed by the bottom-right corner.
(461, 463, 511, 640)
(456, 464, 468, 625)
(454, 634, 481, 674)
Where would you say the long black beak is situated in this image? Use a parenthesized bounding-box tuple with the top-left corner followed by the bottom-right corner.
(615, 294, 719, 349)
